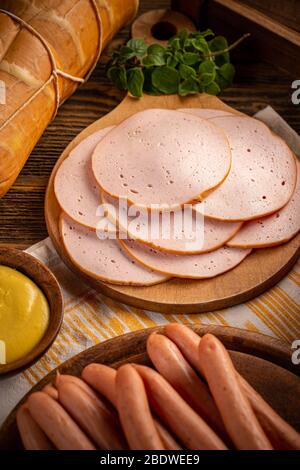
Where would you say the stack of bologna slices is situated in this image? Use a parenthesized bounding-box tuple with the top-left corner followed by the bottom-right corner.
(54, 107, 299, 286)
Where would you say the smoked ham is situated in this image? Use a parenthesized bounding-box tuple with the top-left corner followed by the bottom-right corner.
(120, 239, 251, 278)
(228, 160, 300, 248)
(92, 109, 232, 210)
(54, 127, 114, 229)
(102, 191, 242, 254)
(193, 116, 297, 221)
(60, 214, 168, 286)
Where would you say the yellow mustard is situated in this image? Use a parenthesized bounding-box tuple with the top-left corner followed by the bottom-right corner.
(0, 265, 50, 364)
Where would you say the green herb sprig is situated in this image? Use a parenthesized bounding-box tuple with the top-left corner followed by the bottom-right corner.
(107, 30, 249, 97)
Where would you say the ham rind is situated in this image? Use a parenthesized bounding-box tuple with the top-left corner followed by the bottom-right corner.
(228, 160, 300, 248)
(193, 116, 297, 221)
(102, 191, 242, 254)
(92, 109, 231, 210)
(54, 127, 114, 229)
(60, 215, 168, 286)
(178, 108, 234, 119)
(120, 239, 251, 279)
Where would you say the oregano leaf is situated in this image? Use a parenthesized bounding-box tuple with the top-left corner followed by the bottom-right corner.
(179, 63, 196, 80)
(166, 55, 178, 68)
(152, 66, 180, 94)
(209, 36, 230, 66)
(143, 67, 160, 95)
(204, 81, 221, 95)
(143, 54, 165, 67)
(127, 38, 147, 58)
(169, 38, 181, 51)
(127, 67, 144, 97)
(199, 60, 216, 75)
(200, 29, 215, 38)
(182, 52, 199, 65)
(118, 45, 136, 61)
(179, 78, 200, 96)
(175, 50, 184, 63)
(191, 37, 210, 54)
(198, 60, 216, 87)
(175, 29, 189, 48)
(147, 44, 166, 56)
(219, 63, 235, 84)
(200, 73, 214, 86)
(107, 66, 127, 90)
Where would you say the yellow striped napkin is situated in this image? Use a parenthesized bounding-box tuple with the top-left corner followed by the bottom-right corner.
(0, 106, 299, 426)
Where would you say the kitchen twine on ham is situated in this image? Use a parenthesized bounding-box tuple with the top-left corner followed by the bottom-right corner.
(0, 0, 103, 132)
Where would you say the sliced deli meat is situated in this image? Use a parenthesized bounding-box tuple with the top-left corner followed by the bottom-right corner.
(60, 215, 168, 286)
(92, 109, 232, 209)
(54, 127, 114, 229)
(228, 160, 300, 248)
(120, 239, 251, 279)
(192, 116, 297, 221)
(178, 108, 234, 119)
(102, 191, 242, 254)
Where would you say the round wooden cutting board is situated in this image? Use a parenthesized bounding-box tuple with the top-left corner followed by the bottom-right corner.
(45, 93, 300, 313)
(1, 325, 300, 449)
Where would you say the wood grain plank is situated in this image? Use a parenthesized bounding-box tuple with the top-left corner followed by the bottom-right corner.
(238, 0, 300, 32)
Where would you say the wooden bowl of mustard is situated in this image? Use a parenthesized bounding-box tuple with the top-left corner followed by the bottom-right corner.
(0, 247, 63, 376)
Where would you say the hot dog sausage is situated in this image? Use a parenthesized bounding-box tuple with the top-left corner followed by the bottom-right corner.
(116, 364, 164, 450)
(134, 364, 227, 450)
(42, 384, 58, 401)
(82, 363, 117, 406)
(147, 333, 227, 440)
(27, 392, 96, 450)
(164, 323, 203, 372)
(16, 404, 54, 450)
(56, 374, 112, 413)
(198, 334, 272, 450)
(154, 419, 182, 450)
(57, 382, 127, 450)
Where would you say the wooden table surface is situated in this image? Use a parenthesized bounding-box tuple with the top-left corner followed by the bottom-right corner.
(0, 0, 299, 250)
